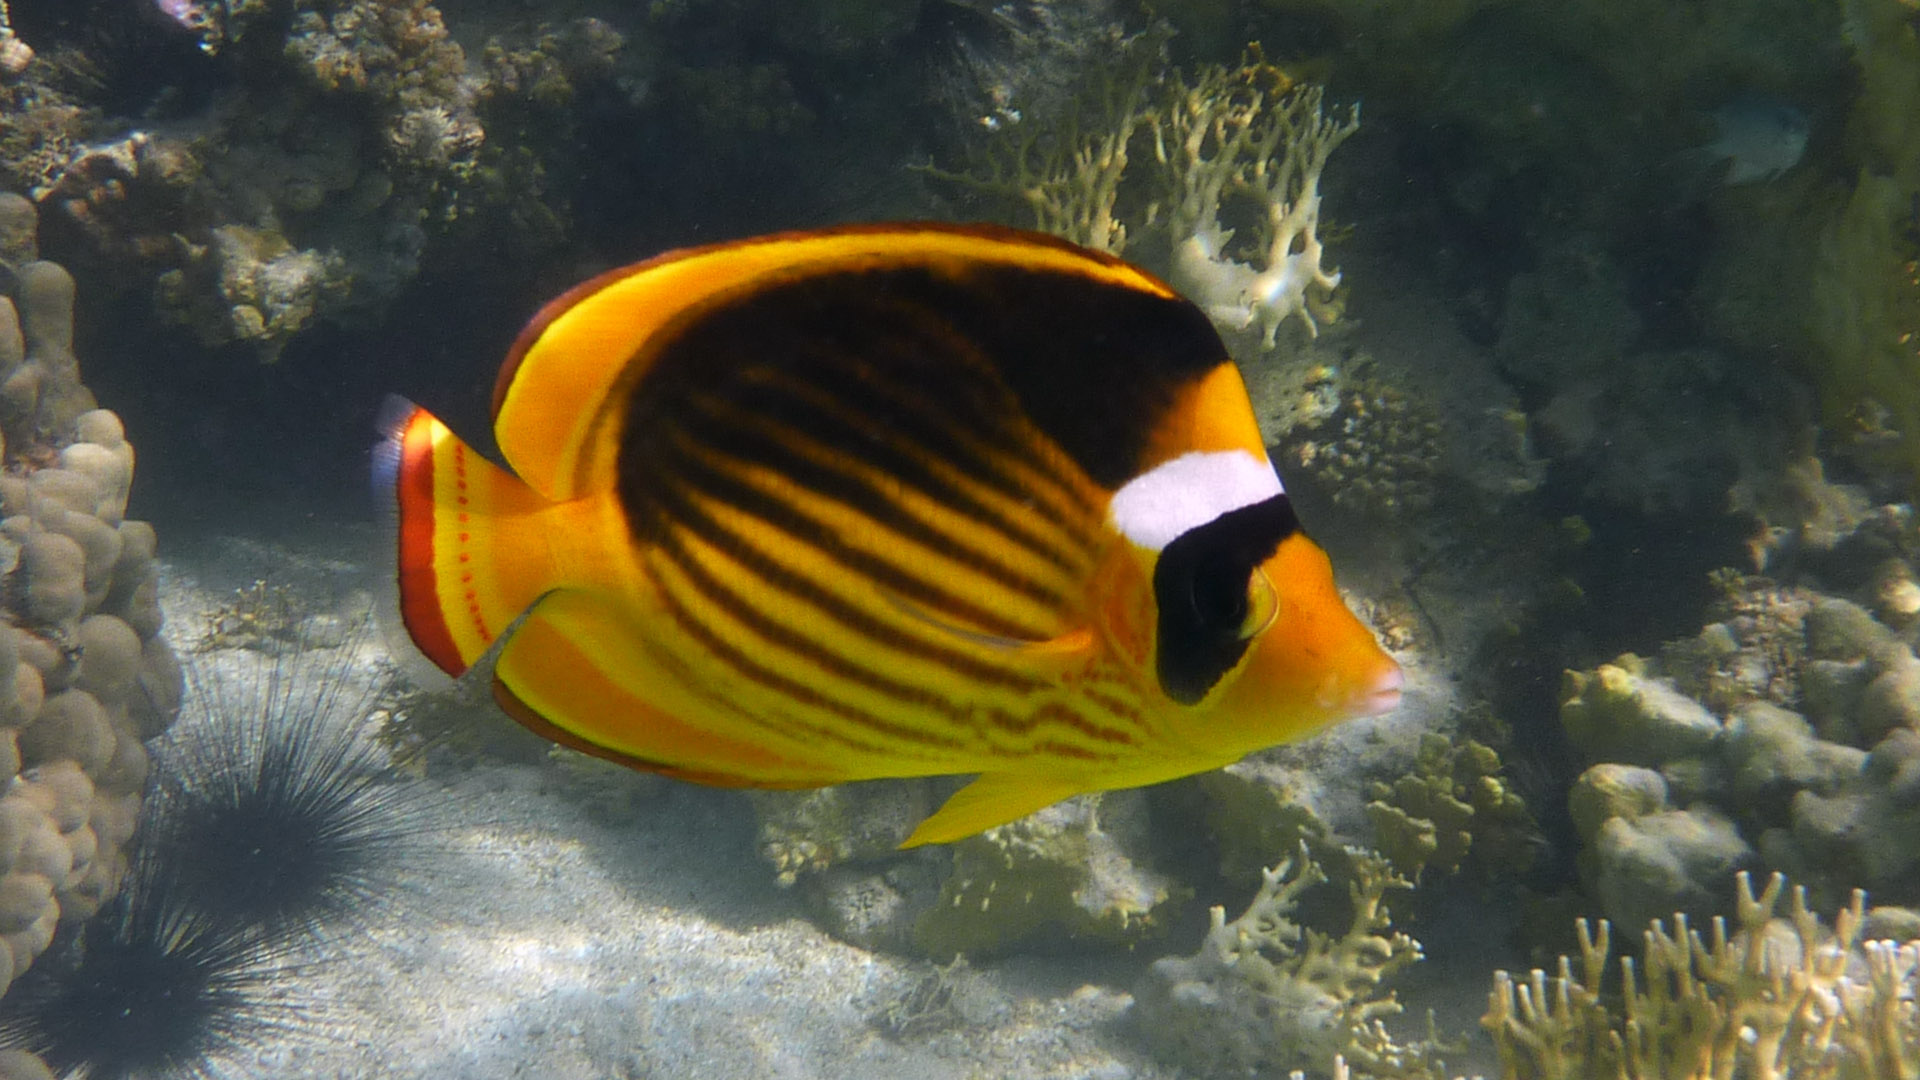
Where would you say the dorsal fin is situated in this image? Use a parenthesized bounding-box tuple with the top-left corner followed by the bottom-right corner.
(488, 223, 1188, 503)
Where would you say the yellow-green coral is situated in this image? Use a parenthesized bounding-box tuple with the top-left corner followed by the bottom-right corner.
(912, 792, 1183, 959)
(1484, 870, 1920, 1080)
(1365, 732, 1532, 881)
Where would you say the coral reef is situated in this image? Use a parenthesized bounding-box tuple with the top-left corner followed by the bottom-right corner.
(1153, 69, 1358, 347)
(1558, 462, 1920, 928)
(1364, 732, 1532, 882)
(0, 194, 177, 1011)
(912, 791, 1184, 960)
(10, 0, 491, 358)
(1484, 871, 1920, 1080)
(1281, 367, 1446, 519)
(748, 785, 1187, 959)
(933, 42, 1358, 350)
(1131, 844, 1445, 1079)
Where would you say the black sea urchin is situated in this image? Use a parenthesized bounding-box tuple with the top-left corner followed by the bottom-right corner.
(150, 617, 449, 944)
(0, 838, 303, 1080)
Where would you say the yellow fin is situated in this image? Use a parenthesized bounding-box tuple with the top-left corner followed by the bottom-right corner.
(900, 772, 1091, 848)
(491, 589, 847, 788)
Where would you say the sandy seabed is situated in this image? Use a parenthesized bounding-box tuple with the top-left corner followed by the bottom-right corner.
(153, 517, 1181, 1080)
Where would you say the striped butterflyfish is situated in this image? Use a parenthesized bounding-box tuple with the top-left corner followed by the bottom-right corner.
(375, 223, 1402, 847)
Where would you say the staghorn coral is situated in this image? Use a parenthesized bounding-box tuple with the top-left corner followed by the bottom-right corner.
(1484, 870, 1920, 1080)
(1131, 844, 1448, 1080)
(922, 16, 1165, 255)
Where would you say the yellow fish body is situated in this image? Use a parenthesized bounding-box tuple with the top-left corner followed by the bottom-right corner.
(376, 224, 1401, 846)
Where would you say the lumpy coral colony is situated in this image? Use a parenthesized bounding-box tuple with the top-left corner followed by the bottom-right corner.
(0, 192, 180, 1075)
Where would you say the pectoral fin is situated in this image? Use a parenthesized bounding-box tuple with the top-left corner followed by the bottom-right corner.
(877, 586, 1095, 659)
(900, 772, 1090, 848)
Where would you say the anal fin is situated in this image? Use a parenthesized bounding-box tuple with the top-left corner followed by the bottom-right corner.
(491, 588, 843, 788)
(900, 772, 1090, 848)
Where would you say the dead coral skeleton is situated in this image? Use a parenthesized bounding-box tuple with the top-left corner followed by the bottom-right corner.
(1484, 870, 1920, 1080)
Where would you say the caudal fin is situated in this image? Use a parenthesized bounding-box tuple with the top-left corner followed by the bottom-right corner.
(373, 396, 560, 680)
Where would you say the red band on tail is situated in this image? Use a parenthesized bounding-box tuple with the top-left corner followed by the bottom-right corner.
(374, 397, 468, 678)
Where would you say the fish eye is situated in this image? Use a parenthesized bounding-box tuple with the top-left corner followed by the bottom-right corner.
(1186, 558, 1247, 629)
(1239, 566, 1278, 641)
(1236, 564, 1282, 638)
(1184, 561, 1277, 641)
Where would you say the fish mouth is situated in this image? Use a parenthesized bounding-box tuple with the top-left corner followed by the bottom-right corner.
(1353, 663, 1404, 717)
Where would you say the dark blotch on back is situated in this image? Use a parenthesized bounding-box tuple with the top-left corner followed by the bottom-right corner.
(617, 259, 1233, 540)
(1154, 495, 1300, 705)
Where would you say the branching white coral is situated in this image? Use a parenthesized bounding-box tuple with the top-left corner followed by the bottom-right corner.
(930, 46, 1359, 348)
(1132, 844, 1444, 1078)
(1151, 71, 1359, 347)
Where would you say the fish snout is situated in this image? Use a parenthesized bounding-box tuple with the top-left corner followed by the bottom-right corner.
(1314, 652, 1403, 718)
(1353, 659, 1403, 717)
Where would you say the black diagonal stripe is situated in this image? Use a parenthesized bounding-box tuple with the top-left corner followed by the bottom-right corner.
(771, 353, 1094, 548)
(644, 464, 1053, 695)
(1021, 702, 1133, 751)
(679, 387, 1082, 607)
(650, 516, 993, 740)
(661, 417, 1061, 641)
(639, 613, 893, 760)
(788, 310, 1104, 523)
(657, 501, 1151, 754)
(648, 551, 972, 754)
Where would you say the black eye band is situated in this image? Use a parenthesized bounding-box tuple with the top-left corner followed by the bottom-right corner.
(1153, 495, 1300, 705)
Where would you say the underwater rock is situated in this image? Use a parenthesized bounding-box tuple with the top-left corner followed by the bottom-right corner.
(749, 781, 938, 887)
(1560, 655, 1722, 767)
(805, 860, 943, 955)
(1719, 701, 1865, 809)
(1566, 763, 1668, 843)
(1588, 806, 1754, 937)
(1788, 727, 1920, 904)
